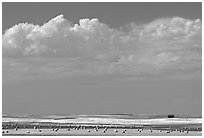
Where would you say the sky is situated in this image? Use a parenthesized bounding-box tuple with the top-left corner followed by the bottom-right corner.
(2, 2, 202, 116)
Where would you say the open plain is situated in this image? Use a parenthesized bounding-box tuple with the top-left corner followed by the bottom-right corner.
(2, 114, 202, 136)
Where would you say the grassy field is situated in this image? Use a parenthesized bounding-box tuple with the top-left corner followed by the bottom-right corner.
(2, 114, 202, 136)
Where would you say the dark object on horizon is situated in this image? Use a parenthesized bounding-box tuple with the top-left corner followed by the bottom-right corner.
(168, 114, 175, 118)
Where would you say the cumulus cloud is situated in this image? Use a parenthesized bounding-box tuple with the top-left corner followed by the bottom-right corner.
(2, 14, 202, 82)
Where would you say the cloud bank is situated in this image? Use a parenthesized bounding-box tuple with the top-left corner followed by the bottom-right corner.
(2, 14, 202, 82)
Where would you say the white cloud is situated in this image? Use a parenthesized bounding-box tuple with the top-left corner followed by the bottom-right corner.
(2, 14, 202, 82)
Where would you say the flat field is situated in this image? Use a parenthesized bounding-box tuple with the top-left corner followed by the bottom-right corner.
(2, 114, 202, 136)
